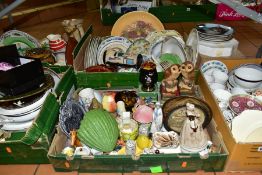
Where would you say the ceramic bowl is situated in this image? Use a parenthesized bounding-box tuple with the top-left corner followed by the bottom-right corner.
(210, 83, 226, 91)
(233, 67, 262, 88)
(213, 89, 232, 102)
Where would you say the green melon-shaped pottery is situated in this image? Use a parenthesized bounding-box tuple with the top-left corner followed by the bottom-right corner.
(78, 109, 119, 152)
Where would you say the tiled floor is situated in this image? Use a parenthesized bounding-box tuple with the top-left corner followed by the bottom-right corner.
(0, 8, 262, 175)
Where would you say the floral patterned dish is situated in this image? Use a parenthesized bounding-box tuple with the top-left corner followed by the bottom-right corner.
(111, 11, 164, 41)
(229, 94, 262, 115)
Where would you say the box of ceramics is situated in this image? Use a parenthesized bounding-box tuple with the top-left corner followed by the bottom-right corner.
(47, 65, 228, 173)
(0, 24, 76, 164)
(99, 0, 216, 25)
(0, 43, 70, 164)
(198, 58, 262, 172)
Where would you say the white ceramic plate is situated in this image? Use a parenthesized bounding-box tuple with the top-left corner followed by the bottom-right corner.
(0, 90, 49, 116)
(96, 36, 132, 65)
(201, 60, 228, 75)
(0, 30, 40, 56)
(1, 120, 33, 131)
(0, 108, 40, 123)
(232, 110, 262, 142)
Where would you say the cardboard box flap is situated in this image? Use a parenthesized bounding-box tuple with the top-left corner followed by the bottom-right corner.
(21, 93, 59, 145)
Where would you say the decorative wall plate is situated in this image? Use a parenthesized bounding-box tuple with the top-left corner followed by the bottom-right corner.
(97, 36, 132, 65)
(111, 11, 164, 41)
(229, 94, 262, 115)
(0, 30, 40, 56)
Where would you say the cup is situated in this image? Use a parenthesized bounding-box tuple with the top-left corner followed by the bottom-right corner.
(212, 70, 228, 85)
(210, 83, 225, 91)
(78, 88, 95, 110)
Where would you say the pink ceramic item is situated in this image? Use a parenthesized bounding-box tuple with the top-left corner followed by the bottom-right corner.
(133, 105, 153, 123)
(0, 62, 14, 71)
(229, 95, 262, 115)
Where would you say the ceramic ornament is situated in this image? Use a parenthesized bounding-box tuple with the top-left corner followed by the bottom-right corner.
(47, 34, 67, 65)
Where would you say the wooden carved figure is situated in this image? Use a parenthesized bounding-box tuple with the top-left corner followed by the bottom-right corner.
(179, 61, 195, 94)
(161, 64, 181, 98)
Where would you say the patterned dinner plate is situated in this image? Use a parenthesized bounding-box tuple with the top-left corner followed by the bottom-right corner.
(0, 30, 40, 56)
(111, 11, 164, 41)
(97, 36, 132, 64)
(229, 94, 262, 115)
(200, 60, 228, 75)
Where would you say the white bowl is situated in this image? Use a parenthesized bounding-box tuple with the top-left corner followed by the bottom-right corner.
(212, 70, 228, 85)
(213, 89, 232, 102)
(210, 83, 225, 91)
(234, 67, 262, 88)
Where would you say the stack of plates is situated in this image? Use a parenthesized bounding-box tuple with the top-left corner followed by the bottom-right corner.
(232, 110, 262, 142)
(0, 74, 56, 131)
(196, 23, 234, 42)
(226, 64, 262, 93)
(84, 36, 102, 69)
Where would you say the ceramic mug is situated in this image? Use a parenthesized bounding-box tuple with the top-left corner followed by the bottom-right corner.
(78, 88, 95, 110)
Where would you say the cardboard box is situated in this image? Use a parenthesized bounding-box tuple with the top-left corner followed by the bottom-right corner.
(99, 0, 216, 25)
(198, 58, 262, 171)
(47, 67, 228, 173)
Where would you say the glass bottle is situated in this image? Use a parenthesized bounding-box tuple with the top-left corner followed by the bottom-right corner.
(119, 112, 138, 141)
(136, 124, 152, 150)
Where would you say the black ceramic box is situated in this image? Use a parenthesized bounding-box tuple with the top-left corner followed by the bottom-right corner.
(0, 45, 45, 96)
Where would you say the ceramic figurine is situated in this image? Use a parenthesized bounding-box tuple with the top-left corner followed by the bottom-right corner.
(150, 102, 163, 133)
(180, 103, 209, 153)
(161, 64, 181, 98)
(62, 19, 84, 42)
(47, 34, 67, 65)
(179, 61, 195, 94)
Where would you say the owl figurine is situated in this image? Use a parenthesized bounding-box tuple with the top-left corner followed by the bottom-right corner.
(161, 64, 181, 98)
(179, 61, 195, 94)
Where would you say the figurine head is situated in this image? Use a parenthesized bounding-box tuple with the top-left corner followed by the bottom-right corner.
(164, 64, 181, 79)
